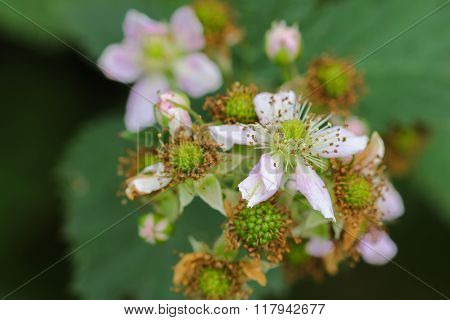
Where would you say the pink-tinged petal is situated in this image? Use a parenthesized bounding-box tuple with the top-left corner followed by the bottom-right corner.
(209, 125, 261, 150)
(126, 163, 172, 200)
(345, 116, 368, 136)
(124, 76, 169, 132)
(156, 91, 192, 136)
(358, 230, 398, 265)
(170, 6, 205, 51)
(123, 9, 168, 40)
(155, 231, 169, 242)
(306, 237, 334, 257)
(165, 107, 192, 137)
(295, 161, 335, 220)
(139, 215, 156, 244)
(98, 43, 141, 83)
(238, 154, 283, 207)
(253, 91, 296, 126)
(173, 53, 222, 98)
(377, 181, 405, 221)
(159, 91, 190, 111)
(311, 126, 368, 159)
(354, 132, 385, 168)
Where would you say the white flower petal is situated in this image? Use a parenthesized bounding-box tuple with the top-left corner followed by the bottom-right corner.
(358, 230, 398, 265)
(238, 154, 283, 207)
(377, 180, 405, 221)
(98, 43, 141, 83)
(253, 91, 297, 126)
(305, 237, 334, 258)
(295, 161, 335, 220)
(354, 132, 385, 168)
(173, 53, 222, 98)
(209, 125, 260, 150)
(126, 163, 172, 199)
(170, 6, 205, 51)
(123, 9, 168, 40)
(124, 76, 169, 132)
(310, 126, 368, 158)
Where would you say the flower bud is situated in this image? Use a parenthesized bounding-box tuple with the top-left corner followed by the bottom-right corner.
(305, 236, 334, 258)
(159, 90, 190, 112)
(357, 230, 397, 265)
(265, 21, 301, 65)
(138, 213, 173, 244)
(156, 91, 192, 136)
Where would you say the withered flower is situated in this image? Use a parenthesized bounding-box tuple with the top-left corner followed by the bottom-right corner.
(204, 82, 259, 124)
(173, 252, 253, 299)
(306, 55, 363, 115)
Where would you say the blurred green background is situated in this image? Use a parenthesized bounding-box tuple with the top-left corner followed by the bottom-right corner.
(0, 0, 449, 299)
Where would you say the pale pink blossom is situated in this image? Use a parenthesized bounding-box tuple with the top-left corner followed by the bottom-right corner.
(98, 7, 222, 132)
(265, 21, 301, 64)
(210, 91, 368, 219)
(357, 230, 397, 265)
(306, 237, 334, 257)
(139, 214, 171, 244)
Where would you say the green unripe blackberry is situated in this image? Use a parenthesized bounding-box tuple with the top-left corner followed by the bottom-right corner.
(169, 141, 204, 173)
(234, 203, 284, 248)
(198, 268, 230, 298)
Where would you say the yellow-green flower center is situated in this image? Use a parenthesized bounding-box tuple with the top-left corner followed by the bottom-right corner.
(342, 174, 373, 208)
(143, 38, 167, 59)
(234, 203, 284, 247)
(225, 92, 257, 123)
(198, 268, 230, 298)
(281, 119, 306, 140)
(316, 62, 349, 97)
(170, 142, 204, 173)
(194, 0, 228, 34)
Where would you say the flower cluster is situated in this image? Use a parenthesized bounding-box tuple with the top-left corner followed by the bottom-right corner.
(100, 4, 406, 299)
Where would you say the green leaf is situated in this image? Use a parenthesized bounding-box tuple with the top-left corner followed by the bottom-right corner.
(0, 0, 74, 50)
(152, 189, 180, 222)
(178, 180, 195, 212)
(194, 174, 226, 216)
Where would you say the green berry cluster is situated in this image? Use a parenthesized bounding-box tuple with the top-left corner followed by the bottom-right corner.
(198, 268, 230, 298)
(233, 203, 284, 247)
(194, 0, 228, 34)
